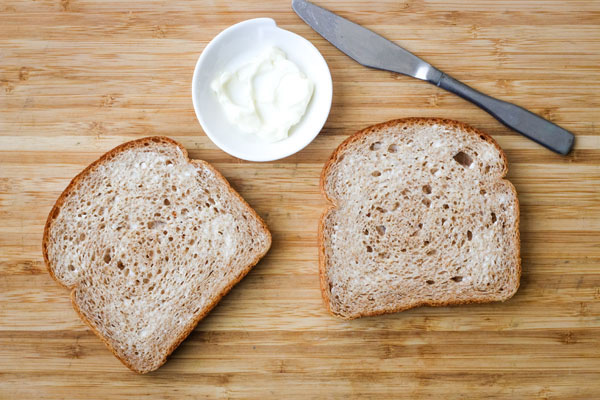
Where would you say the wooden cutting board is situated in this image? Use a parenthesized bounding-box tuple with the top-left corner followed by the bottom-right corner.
(1, 0, 599, 398)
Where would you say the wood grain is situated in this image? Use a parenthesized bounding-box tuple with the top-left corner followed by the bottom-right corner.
(1, 0, 599, 398)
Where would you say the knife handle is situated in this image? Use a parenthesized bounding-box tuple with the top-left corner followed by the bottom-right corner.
(436, 73, 575, 155)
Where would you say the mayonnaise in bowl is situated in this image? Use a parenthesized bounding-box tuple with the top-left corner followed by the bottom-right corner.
(192, 18, 332, 162)
(211, 47, 314, 142)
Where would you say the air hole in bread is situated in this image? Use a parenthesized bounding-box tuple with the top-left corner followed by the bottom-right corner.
(441, 218, 446, 225)
(376, 207, 387, 213)
(366, 245, 373, 253)
(372, 171, 381, 177)
(103, 251, 111, 264)
(480, 188, 487, 195)
(467, 230, 473, 241)
(426, 280, 435, 285)
(369, 142, 382, 151)
(163, 199, 170, 206)
(147, 221, 163, 229)
(363, 229, 369, 235)
(443, 204, 449, 209)
(422, 185, 432, 194)
(451, 276, 463, 282)
(485, 165, 491, 173)
(376, 225, 386, 235)
(430, 168, 438, 175)
(166, 160, 173, 165)
(68, 264, 75, 271)
(181, 208, 188, 215)
(453, 151, 473, 167)
(388, 144, 398, 153)
(422, 198, 431, 207)
(491, 212, 497, 223)
(426, 249, 436, 256)
(391, 202, 400, 211)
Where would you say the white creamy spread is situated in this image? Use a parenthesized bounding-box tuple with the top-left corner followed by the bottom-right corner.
(211, 47, 314, 142)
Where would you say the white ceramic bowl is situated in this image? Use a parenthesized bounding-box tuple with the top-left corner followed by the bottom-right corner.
(192, 18, 332, 162)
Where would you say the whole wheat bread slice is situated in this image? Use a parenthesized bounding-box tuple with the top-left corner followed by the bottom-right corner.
(319, 118, 520, 319)
(43, 137, 271, 373)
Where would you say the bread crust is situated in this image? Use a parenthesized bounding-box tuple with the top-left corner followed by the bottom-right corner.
(42, 136, 271, 373)
(318, 117, 521, 319)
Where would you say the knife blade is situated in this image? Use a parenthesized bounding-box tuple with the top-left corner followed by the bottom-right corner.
(292, 0, 575, 155)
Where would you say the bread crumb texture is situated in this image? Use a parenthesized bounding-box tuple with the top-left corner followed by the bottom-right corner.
(43, 137, 271, 372)
(321, 118, 520, 319)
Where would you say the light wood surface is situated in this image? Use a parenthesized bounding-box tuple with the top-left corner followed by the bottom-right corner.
(1, 0, 599, 398)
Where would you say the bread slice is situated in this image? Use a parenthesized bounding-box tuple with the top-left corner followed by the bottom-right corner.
(319, 118, 520, 319)
(42, 137, 271, 373)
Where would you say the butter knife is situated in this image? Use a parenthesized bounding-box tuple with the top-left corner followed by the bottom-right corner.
(292, 0, 575, 155)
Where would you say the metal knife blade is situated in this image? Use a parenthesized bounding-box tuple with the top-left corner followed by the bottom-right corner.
(292, 0, 575, 155)
(292, 0, 442, 83)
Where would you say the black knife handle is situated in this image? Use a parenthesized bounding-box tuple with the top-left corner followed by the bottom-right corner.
(436, 73, 574, 155)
